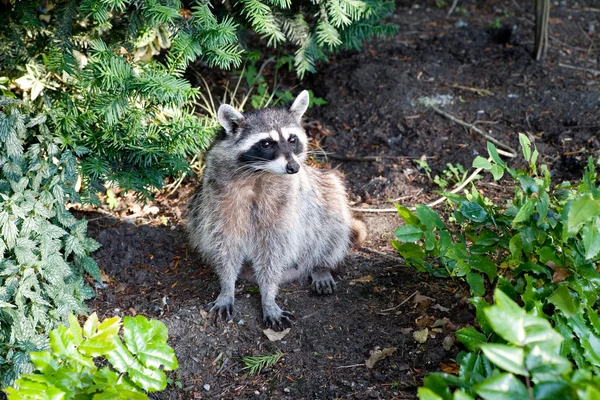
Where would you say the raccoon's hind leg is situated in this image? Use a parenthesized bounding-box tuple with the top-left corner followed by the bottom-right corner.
(311, 269, 336, 295)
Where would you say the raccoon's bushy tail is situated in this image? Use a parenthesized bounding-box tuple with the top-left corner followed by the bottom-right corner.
(350, 218, 367, 248)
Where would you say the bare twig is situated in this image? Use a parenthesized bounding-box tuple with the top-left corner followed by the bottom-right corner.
(380, 290, 419, 313)
(337, 363, 366, 369)
(431, 106, 517, 157)
(558, 63, 600, 77)
(444, 83, 493, 96)
(351, 158, 490, 213)
(360, 247, 404, 262)
(447, 0, 459, 17)
(328, 154, 384, 162)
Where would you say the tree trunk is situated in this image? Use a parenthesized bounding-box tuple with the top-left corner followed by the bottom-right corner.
(534, 0, 550, 60)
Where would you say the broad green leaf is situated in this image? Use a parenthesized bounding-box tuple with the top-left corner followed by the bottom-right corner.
(532, 382, 574, 400)
(137, 342, 178, 371)
(418, 387, 444, 400)
(394, 225, 424, 242)
(469, 256, 497, 282)
(68, 314, 83, 346)
(466, 272, 485, 297)
(525, 345, 571, 377)
(415, 205, 446, 230)
(471, 297, 493, 336)
(461, 202, 487, 223)
(490, 165, 504, 181)
(453, 391, 475, 400)
(487, 142, 506, 167)
(582, 218, 600, 259)
(472, 156, 491, 169)
(395, 205, 421, 226)
(567, 194, 600, 232)
(480, 344, 527, 376)
(580, 335, 600, 367)
(83, 313, 100, 338)
(421, 374, 454, 400)
(548, 286, 576, 318)
(474, 373, 529, 400)
(512, 198, 536, 226)
(29, 351, 58, 374)
(106, 338, 136, 373)
(455, 328, 487, 351)
(484, 294, 525, 346)
(127, 358, 167, 392)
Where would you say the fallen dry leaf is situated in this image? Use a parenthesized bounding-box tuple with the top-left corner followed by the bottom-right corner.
(400, 327, 413, 334)
(415, 315, 436, 328)
(352, 275, 374, 283)
(442, 334, 456, 351)
(413, 293, 434, 312)
(263, 328, 291, 341)
(365, 347, 397, 369)
(432, 304, 450, 312)
(440, 362, 460, 374)
(413, 328, 429, 344)
(548, 261, 570, 283)
(432, 317, 451, 328)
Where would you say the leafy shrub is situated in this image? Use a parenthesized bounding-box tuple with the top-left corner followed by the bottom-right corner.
(394, 135, 600, 399)
(419, 289, 600, 399)
(4, 313, 178, 399)
(0, 99, 101, 386)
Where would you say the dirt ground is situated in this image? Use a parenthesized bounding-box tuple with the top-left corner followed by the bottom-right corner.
(84, 1, 599, 399)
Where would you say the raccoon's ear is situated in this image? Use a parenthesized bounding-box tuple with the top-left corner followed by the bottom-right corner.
(218, 105, 245, 135)
(289, 90, 309, 122)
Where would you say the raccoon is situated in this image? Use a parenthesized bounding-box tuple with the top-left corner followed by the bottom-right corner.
(187, 90, 366, 330)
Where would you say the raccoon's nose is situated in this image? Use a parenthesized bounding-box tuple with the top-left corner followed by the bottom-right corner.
(286, 161, 300, 174)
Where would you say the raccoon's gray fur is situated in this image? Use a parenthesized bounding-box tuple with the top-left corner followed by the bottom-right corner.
(187, 91, 366, 330)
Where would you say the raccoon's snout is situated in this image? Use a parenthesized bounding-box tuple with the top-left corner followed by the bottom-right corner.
(286, 161, 300, 174)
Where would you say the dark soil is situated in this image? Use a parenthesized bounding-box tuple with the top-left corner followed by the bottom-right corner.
(85, 1, 599, 399)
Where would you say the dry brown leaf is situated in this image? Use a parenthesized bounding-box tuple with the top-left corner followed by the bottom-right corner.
(415, 315, 436, 328)
(365, 347, 397, 369)
(432, 317, 451, 328)
(413, 328, 429, 344)
(263, 328, 291, 341)
(400, 328, 413, 334)
(547, 261, 570, 283)
(432, 304, 450, 312)
(440, 362, 459, 375)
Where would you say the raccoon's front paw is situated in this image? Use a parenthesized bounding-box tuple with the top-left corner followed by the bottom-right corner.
(204, 298, 234, 322)
(311, 271, 336, 295)
(263, 308, 294, 331)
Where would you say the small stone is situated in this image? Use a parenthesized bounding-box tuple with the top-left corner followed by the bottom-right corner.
(284, 388, 291, 393)
(203, 384, 211, 391)
(237, 319, 245, 325)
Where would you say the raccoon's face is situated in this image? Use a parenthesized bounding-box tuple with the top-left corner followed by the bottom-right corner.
(217, 91, 310, 175)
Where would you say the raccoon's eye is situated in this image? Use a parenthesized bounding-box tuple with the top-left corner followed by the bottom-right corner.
(288, 135, 297, 144)
(260, 140, 274, 148)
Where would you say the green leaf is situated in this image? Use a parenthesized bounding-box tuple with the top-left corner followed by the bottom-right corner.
(461, 202, 488, 223)
(567, 194, 600, 232)
(455, 327, 487, 351)
(394, 225, 424, 243)
(480, 344, 527, 376)
(415, 205, 446, 230)
(490, 165, 504, 181)
(582, 218, 600, 259)
(418, 387, 445, 400)
(395, 205, 421, 226)
(29, 351, 58, 374)
(466, 272, 485, 297)
(548, 286, 576, 318)
(512, 198, 536, 226)
(473, 157, 491, 169)
(484, 290, 526, 345)
(474, 373, 529, 400)
(519, 133, 531, 162)
(469, 255, 497, 282)
(532, 382, 575, 400)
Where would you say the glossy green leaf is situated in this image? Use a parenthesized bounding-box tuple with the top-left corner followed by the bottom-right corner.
(461, 202, 488, 223)
(567, 194, 600, 232)
(473, 156, 491, 170)
(582, 218, 600, 260)
(519, 133, 531, 162)
(469, 255, 497, 282)
(455, 328, 487, 351)
(394, 225, 424, 242)
(548, 286, 577, 318)
(474, 373, 529, 400)
(512, 198, 536, 226)
(480, 344, 527, 376)
(395, 205, 421, 226)
(466, 272, 485, 297)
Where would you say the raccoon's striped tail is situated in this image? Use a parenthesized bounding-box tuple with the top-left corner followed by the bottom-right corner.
(350, 218, 367, 248)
